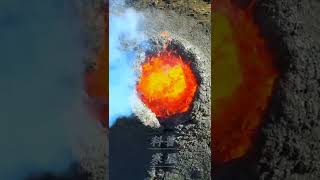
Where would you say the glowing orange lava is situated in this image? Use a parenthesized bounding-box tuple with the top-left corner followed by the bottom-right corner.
(136, 50, 197, 119)
(213, 0, 278, 164)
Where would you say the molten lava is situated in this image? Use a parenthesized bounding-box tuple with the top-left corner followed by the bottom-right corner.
(213, 0, 278, 164)
(136, 50, 197, 119)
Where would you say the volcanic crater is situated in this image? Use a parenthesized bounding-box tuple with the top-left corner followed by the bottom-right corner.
(133, 37, 208, 128)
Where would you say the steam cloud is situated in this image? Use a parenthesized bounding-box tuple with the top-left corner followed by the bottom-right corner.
(0, 0, 87, 179)
(109, 2, 145, 127)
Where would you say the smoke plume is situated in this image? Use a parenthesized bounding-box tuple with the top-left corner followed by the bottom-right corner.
(109, 2, 145, 127)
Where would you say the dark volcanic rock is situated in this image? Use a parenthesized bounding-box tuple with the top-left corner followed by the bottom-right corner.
(214, 0, 320, 180)
(141, 9, 211, 180)
(246, 0, 320, 179)
(110, 5, 211, 180)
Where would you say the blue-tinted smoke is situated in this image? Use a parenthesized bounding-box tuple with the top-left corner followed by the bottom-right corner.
(109, 6, 145, 127)
(0, 0, 84, 179)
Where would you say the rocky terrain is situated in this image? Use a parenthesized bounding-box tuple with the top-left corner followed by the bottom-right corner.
(109, 0, 212, 180)
(69, 0, 320, 179)
(214, 0, 320, 179)
(255, 0, 320, 179)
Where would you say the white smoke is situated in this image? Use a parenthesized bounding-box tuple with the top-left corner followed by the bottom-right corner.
(109, 2, 146, 127)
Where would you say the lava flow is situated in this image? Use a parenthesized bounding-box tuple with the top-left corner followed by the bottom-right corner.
(213, 0, 278, 164)
(136, 50, 197, 119)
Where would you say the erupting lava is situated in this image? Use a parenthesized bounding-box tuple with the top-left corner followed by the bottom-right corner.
(136, 50, 197, 119)
(213, 0, 278, 164)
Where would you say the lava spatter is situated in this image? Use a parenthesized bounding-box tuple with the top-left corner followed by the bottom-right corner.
(136, 50, 197, 119)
